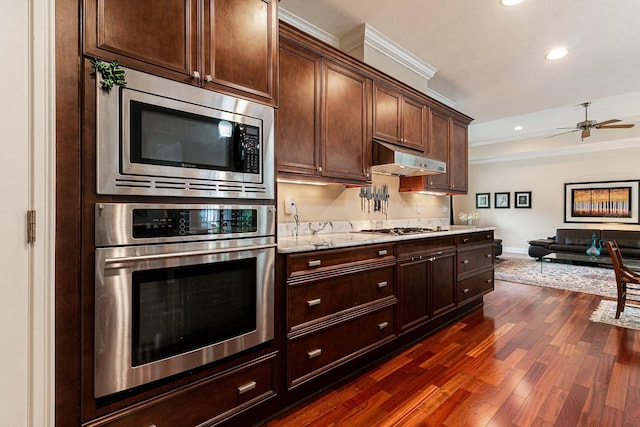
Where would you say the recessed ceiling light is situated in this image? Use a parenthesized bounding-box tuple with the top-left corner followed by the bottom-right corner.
(514, 126, 523, 131)
(501, 0, 523, 6)
(545, 47, 568, 60)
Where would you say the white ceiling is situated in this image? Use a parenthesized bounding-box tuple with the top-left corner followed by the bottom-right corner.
(278, 0, 640, 146)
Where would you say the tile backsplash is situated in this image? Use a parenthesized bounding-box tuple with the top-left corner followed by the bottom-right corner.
(277, 174, 450, 237)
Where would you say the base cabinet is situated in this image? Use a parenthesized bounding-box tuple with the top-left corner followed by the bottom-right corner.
(456, 231, 495, 305)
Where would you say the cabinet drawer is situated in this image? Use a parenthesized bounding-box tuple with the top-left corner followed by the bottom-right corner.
(288, 266, 394, 330)
(88, 354, 276, 427)
(287, 244, 394, 277)
(288, 306, 395, 387)
(456, 231, 494, 246)
(457, 270, 494, 305)
(457, 245, 494, 275)
(397, 237, 455, 257)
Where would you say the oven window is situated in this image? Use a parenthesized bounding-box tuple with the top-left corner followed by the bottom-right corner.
(132, 258, 257, 366)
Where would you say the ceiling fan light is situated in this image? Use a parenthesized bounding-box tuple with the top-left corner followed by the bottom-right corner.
(545, 47, 568, 60)
(500, 0, 523, 5)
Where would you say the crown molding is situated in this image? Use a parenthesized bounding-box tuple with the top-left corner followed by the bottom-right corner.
(470, 137, 640, 165)
(426, 88, 456, 108)
(278, 8, 340, 48)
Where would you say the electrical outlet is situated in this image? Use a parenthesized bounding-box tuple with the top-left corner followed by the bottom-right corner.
(284, 197, 296, 215)
(416, 204, 422, 215)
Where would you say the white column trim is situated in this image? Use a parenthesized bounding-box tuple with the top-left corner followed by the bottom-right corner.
(28, 0, 56, 425)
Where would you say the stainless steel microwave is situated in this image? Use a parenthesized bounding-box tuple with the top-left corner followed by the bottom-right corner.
(95, 67, 275, 199)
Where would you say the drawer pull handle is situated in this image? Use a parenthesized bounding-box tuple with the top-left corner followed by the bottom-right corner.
(378, 249, 388, 256)
(378, 321, 389, 330)
(486, 279, 493, 283)
(485, 254, 492, 258)
(462, 259, 470, 264)
(308, 349, 322, 359)
(377, 281, 388, 289)
(463, 238, 469, 243)
(486, 234, 492, 239)
(308, 260, 321, 267)
(307, 298, 322, 307)
(463, 288, 470, 293)
(435, 251, 443, 255)
(237, 381, 256, 395)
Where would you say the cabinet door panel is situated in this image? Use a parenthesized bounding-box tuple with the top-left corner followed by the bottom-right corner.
(401, 97, 426, 151)
(398, 259, 429, 332)
(373, 84, 401, 143)
(277, 41, 321, 176)
(426, 109, 449, 189)
(205, 0, 276, 100)
(431, 252, 456, 317)
(84, 0, 198, 77)
(322, 62, 371, 181)
(449, 119, 468, 192)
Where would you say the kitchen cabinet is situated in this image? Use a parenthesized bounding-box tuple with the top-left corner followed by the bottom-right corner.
(283, 243, 396, 387)
(398, 108, 471, 194)
(83, 0, 278, 105)
(277, 23, 372, 185)
(456, 231, 495, 305)
(373, 82, 427, 152)
(397, 237, 456, 333)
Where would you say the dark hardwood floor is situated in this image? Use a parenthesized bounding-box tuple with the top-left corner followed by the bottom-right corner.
(264, 279, 640, 426)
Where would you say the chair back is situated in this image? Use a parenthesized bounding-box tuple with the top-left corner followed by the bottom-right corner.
(606, 240, 624, 283)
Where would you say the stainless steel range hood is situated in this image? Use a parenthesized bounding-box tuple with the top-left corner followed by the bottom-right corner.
(371, 141, 446, 177)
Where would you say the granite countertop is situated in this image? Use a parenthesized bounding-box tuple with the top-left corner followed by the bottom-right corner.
(277, 226, 497, 253)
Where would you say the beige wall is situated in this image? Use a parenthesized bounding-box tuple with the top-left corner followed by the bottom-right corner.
(454, 144, 640, 253)
(277, 173, 450, 227)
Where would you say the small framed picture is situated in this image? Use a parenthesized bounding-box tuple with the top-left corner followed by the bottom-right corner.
(495, 192, 510, 208)
(515, 191, 532, 208)
(476, 193, 490, 208)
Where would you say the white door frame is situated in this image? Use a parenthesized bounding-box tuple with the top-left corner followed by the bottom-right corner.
(29, 0, 56, 425)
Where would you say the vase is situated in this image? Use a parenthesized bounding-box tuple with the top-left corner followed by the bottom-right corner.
(467, 219, 473, 226)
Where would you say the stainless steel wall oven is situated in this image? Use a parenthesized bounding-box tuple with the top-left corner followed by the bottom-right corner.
(94, 203, 276, 398)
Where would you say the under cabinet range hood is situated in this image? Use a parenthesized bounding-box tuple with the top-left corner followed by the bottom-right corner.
(371, 141, 446, 177)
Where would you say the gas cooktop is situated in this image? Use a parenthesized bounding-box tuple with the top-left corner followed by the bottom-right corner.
(358, 227, 436, 235)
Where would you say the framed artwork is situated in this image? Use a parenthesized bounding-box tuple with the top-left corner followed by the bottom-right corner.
(515, 191, 532, 208)
(476, 193, 490, 208)
(495, 192, 510, 209)
(564, 180, 639, 223)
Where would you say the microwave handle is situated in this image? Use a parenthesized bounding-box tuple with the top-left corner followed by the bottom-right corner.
(103, 242, 277, 265)
(233, 124, 246, 170)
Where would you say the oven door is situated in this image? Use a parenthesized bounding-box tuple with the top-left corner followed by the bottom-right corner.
(94, 237, 275, 398)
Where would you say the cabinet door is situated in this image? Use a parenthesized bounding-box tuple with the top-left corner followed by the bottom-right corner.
(84, 0, 198, 81)
(203, 0, 277, 103)
(401, 96, 426, 152)
(322, 61, 372, 182)
(430, 252, 456, 317)
(398, 258, 429, 333)
(373, 83, 401, 144)
(425, 109, 450, 190)
(277, 40, 322, 177)
(449, 119, 468, 193)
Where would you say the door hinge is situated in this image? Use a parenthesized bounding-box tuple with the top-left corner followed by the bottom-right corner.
(27, 210, 36, 244)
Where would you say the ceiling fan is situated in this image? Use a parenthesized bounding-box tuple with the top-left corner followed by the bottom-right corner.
(548, 102, 635, 140)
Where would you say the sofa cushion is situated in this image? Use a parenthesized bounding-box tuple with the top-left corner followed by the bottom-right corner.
(549, 243, 591, 254)
(601, 230, 640, 249)
(555, 228, 600, 246)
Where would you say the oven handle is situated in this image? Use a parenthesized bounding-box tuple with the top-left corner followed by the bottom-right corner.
(103, 243, 277, 265)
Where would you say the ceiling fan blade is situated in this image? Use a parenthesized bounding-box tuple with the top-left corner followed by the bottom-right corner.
(598, 124, 635, 129)
(545, 129, 579, 139)
(595, 119, 621, 126)
(581, 129, 591, 139)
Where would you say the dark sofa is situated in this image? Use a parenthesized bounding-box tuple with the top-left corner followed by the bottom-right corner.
(528, 228, 640, 260)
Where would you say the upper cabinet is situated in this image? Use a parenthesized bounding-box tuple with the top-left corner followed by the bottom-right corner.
(83, 0, 278, 105)
(277, 24, 372, 184)
(373, 82, 426, 152)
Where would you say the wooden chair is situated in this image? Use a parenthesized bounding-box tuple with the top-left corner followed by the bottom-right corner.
(605, 240, 640, 318)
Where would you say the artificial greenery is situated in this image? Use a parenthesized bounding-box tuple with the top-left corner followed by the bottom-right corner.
(91, 58, 126, 90)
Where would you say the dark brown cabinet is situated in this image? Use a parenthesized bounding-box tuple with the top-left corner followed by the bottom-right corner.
(283, 244, 396, 387)
(84, 0, 278, 105)
(373, 82, 427, 152)
(397, 238, 456, 333)
(456, 232, 495, 305)
(277, 24, 372, 184)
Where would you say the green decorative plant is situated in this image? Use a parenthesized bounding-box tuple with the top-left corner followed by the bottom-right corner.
(91, 58, 126, 90)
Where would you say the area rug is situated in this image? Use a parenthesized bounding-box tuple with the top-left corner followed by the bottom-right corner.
(494, 257, 617, 297)
(590, 299, 640, 330)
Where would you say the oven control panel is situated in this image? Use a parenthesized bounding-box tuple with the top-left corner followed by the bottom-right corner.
(132, 208, 257, 238)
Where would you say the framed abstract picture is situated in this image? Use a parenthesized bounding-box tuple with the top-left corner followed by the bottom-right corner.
(495, 192, 510, 209)
(564, 180, 639, 223)
(476, 193, 490, 208)
(514, 191, 532, 208)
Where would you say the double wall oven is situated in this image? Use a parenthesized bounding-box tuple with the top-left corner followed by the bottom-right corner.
(91, 67, 276, 399)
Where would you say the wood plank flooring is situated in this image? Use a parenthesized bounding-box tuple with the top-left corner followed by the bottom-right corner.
(263, 279, 640, 426)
